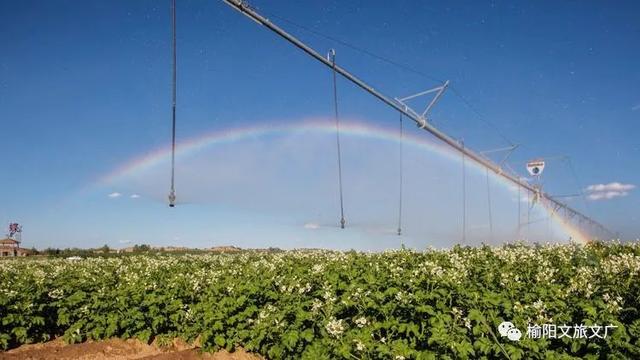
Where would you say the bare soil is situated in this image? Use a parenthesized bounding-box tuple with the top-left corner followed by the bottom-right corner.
(0, 338, 262, 360)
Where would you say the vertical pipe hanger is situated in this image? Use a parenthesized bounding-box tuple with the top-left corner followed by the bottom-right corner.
(517, 181, 521, 240)
(486, 168, 494, 242)
(168, 0, 177, 207)
(461, 140, 467, 244)
(397, 113, 404, 237)
(329, 50, 346, 229)
(527, 190, 531, 240)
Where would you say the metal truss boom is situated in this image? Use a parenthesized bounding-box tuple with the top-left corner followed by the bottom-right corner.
(221, 0, 613, 239)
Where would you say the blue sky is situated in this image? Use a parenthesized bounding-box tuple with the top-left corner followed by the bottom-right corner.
(1, 0, 638, 249)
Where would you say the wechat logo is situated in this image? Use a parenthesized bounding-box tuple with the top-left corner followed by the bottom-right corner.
(498, 321, 522, 341)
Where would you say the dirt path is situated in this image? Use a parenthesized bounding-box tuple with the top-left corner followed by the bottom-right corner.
(0, 338, 262, 360)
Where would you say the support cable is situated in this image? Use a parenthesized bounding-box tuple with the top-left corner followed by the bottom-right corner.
(168, 0, 177, 207)
(262, 10, 444, 84)
(564, 157, 591, 214)
(329, 50, 346, 229)
(260, 9, 514, 146)
(397, 114, 404, 237)
(450, 88, 514, 146)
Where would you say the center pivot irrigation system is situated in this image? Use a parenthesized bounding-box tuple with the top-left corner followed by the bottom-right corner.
(168, 0, 614, 241)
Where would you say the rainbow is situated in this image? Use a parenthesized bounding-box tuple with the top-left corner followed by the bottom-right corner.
(89, 117, 590, 244)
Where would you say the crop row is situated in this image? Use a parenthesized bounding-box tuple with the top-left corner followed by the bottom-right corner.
(1, 242, 640, 359)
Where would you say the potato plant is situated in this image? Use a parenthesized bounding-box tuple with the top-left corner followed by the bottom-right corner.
(1, 242, 640, 359)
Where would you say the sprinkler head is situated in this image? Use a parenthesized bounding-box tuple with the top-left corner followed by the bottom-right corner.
(168, 190, 176, 208)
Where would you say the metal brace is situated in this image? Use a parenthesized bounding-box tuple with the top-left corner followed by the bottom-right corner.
(395, 80, 449, 129)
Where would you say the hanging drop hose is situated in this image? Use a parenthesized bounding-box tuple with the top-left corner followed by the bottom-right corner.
(486, 168, 494, 241)
(397, 114, 403, 236)
(526, 190, 531, 239)
(168, 0, 177, 208)
(329, 50, 345, 229)
(461, 140, 467, 244)
(517, 182, 521, 239)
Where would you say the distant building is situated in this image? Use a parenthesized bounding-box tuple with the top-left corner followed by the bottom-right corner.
(0, 238, 29, 257)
